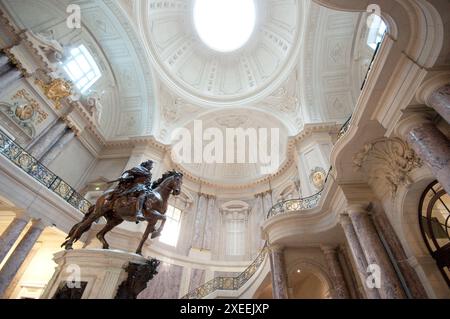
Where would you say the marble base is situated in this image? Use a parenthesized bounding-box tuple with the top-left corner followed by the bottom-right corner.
(41, 249, 149, 299)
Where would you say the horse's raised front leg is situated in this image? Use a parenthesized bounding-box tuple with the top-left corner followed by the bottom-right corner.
(151, 218, 166, 239)
(148, 209, 166, 220)
(136, 222, 155, 255)
(96, 216, 123, 249)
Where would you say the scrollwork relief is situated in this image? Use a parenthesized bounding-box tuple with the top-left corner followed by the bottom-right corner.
(0, 89, 49, 138)
(160, 87, 202, 125)
(353, 137, 422, 197)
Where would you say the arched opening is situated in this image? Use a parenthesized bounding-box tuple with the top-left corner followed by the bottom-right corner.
(252, 272, 272, 299)
(289, 269, 330, 299)
(419, 181, 450, 286)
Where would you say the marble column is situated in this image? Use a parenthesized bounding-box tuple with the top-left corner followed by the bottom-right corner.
(321, 246, 350, 299)
(191, 193, 208, 249)
(397, 113, 450, 195)
(340, 214, 380, 299)
(339, 246, 364, 299)
(0, 62, 12, 75)
(347, 204, 406, 299)
(269, 245, 289, 299)
(28, 120, 67, 160)
(0, 212, 29, 264)
(254, 193, 265, 251)
(0, 68, 22, 92)
(201, 195, 216, 250)
(40, 128, 75, 166)
(0, 219, 45, 297)
(0, 54, 9, 67)
(262, 191, 273, 217)
(428, 84, 450, 124)
(371, 209, 428, 298)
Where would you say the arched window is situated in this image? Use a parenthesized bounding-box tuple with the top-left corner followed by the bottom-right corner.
(220, 201, 250, 258)
(63, 44, 101, 93)
(419, 181, 450, 286)
(159, 205, 182, 247)
(225, 212, 246, 256)
(366, 14, 387, 50)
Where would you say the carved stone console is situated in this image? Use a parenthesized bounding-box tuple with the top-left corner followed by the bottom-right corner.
(353, 137, 422, 197)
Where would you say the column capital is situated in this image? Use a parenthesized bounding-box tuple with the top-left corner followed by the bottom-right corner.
(268, 244, 284, 253)
(415, 71, 450, 105)
(30, 218, 46, 230)
(346, 203, 371, 216)
(14, 211, 30, 222)
(320, 245, 338, 255)
(395, 112, 433, 138)
(339, 213, 352, 225)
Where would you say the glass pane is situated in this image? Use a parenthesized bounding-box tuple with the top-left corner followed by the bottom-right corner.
(70, 47, 81, 56)
(64, 44, 102, 94)
(76, 55, 91, 73)
(77, 77, 89, 90)
(66, 61, 83, 80)
(173, 208, 181, 220)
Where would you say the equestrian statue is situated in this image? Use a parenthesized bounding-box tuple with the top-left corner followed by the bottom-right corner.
(61, 160, 183, 255)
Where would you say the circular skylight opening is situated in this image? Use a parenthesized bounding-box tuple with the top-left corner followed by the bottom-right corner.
(193, 0, 256, 52)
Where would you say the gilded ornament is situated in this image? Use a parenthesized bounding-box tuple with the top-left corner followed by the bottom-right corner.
(12, 89, 48, 124)
(35, 78, 72, 110)
(1, 48, 28, 76)
(309, 167, 327, 190)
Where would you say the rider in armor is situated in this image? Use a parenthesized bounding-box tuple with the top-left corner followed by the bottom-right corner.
(113, 160, 154, 222)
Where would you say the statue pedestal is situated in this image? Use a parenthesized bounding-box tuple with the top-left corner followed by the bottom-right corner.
(41, 249, 158, 299)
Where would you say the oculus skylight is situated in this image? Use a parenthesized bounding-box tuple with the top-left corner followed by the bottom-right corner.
(193, 0, 256, 52)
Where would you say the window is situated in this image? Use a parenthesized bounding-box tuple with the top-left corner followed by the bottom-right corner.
(63, 45, 101, 93)
(419, 181, 450, 286)
(159, 205, 182, 247)
(367, 14, 387, 50)
(226, 214, 246, 256)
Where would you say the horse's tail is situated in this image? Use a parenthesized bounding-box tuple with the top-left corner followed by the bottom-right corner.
(61, 205, 96, 248)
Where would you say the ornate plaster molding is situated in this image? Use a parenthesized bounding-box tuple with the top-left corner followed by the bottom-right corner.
(353, 137, 422, 197)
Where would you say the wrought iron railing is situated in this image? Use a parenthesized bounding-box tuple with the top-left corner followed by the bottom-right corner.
(337, 116, 352, 140)
(182, 104, 356, 299)
(267, 191, 324, 218)
(0, 129, 91, 213)
(336, 34, 384, 142)
(267, 168, 333, 219)
(182, 245, 268, 299)
(361, 38, 383, 90)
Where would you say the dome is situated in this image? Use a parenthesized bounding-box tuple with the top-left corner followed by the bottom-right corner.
(170, 109, 289, 186)
(140, 0, 303, 107)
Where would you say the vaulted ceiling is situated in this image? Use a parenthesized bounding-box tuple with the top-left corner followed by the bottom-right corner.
(139, 0, 303, 107)
(1, 0, 374, 184)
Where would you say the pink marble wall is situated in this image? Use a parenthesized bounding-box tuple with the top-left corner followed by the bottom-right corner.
(138, 262, 183, 299)
(202, 196, 216, 250)
(188, 268, 205, 292)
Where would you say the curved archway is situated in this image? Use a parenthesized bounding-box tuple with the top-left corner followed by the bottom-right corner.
(418, 181, 450, 286)
(312, 0, 445, 68)
(395, 168, 450, 298)
(286, 258, 332, 299)
(252, 272, 273, 299)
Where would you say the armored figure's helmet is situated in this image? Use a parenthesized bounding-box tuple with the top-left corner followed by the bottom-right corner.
(141, 160, 154, 170)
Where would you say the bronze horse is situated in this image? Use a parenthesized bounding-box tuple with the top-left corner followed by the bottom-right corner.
(62, 171, 183, 255)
